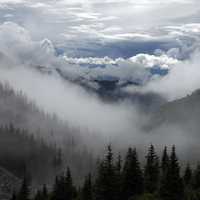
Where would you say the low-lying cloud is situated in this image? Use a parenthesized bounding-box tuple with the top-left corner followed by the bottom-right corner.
(141, 51, 200, 101)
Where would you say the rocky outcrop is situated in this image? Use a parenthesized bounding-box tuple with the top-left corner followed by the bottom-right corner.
(0, 167, 21, 200)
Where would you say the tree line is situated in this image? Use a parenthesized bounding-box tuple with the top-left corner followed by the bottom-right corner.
(0, 124, 63, 184)
(11, 145, 200, 200)
(0, 122, 96, 186)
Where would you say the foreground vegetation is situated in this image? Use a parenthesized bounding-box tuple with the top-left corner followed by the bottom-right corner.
(12, 145, 200, 200)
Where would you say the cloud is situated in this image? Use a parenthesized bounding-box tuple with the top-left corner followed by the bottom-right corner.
(143, 51, 200, 101)
(0, 22, 57, 66)
(0, 0, 199, 47)
(63, 53, 178, 69)
(0, 22, 182, 88)
(0, 0, 24, 4)
(61, 53, 178, 85)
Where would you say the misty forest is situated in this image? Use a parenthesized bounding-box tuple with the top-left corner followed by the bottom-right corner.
(0, 0, 200, 200)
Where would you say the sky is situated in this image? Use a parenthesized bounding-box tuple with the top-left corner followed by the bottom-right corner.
(0, 0, 199, 46)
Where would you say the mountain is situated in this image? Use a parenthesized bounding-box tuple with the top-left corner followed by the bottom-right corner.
(40, 39, 56, 55)
(55, 67, 166, 111)
(147, 89, 200, 133)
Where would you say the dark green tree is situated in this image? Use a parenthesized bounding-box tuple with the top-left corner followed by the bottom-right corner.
(17, 176, 30, 200)
(160, 146, 184, 200)
(94, 145, 119, 200)
(34, 184, 48, 200)
(184, 163, 192, 186)
(159, 146, 169, 198)
(51, 175, 65, 200)
(122, 148, 144, 200)
(65, 167, 75, 199)
(192, 164, 200, 190)
(81, 174, 93, 200)
(116, 154, 122, 175)
(115, 154, 122, 200)
(42, 184, 48, 199)
(10, 192, 17, 200)
(161, 146, 169, 175)
(144, 145, 159, 194)
(51, 168, 76, 200)
(34, 191, 43, 200)
(53, 148, 63, 173)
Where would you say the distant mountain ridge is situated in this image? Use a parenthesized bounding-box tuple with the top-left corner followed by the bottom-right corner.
(148, 89, 200, 133)
(54, 67, 166, 111)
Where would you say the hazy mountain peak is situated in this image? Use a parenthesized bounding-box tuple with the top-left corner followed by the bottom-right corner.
(40, 38, 55, 55)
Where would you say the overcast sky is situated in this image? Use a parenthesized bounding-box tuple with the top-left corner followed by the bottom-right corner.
(0, 0, 199, 44)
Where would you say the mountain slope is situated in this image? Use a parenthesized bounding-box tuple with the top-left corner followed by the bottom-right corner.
(0, 83, 74, 141)
(148, 89, 200, 133)
(0, 82, 96, 184)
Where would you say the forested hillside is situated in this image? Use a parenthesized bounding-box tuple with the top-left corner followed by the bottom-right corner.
(0, 83, 96, 186)
(149, 89, 200, 134)
(0, 124, 60, 184)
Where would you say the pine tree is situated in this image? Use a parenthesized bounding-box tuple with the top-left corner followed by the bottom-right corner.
(161, 146, 169, 175)
(160, 146, 184, 200)
(42, 184, 48, 199)
(184, 163, 192, 186)
(115, 154, 122, 200)
(17, 176, 30, 200)
(34, 184, 48, 200)
(159, 147, 169, 199)
(94, 145, 119, 200)
(51, 175, 65, 200)
(81, 174, 93, 200)
(192, 164, 200, 190)
(116, 154, 122, 175)
(144, 144, 159, 194)
(64, 167, 77, 200)
(51, 168, 76, 200)
(10, 192, 17, 200)
(53, 148, 63, 174)
(169, 146, 184, 200)
(122, 148, 144, 200)
(34, 191, 43, 200)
